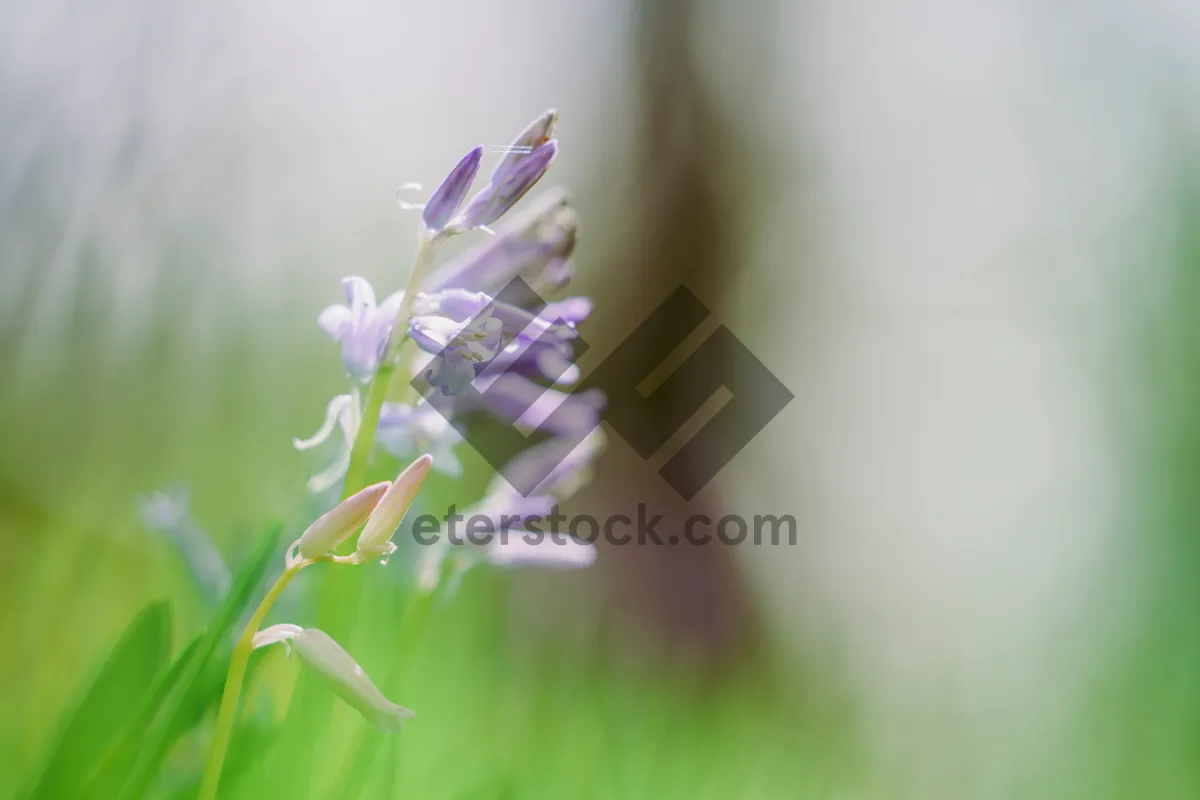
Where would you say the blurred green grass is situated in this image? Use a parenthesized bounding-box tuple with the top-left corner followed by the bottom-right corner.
(0, 259, 858, 797)
(4, 160, 1200, 800)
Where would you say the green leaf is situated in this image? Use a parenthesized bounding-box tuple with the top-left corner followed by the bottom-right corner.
(79, 634, 205, 798)
(114, 522, 284, 800)
(24, 600, 172, 800)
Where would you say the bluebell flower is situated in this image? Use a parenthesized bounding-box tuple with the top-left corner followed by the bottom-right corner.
(253, 626, 415, 732)
(318, 277, 405, 383)
(408, 303, 504, 396)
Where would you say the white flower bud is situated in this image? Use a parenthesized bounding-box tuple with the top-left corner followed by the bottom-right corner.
(355, 454, 433, 559)
(290, 628, 414, 732)
(296, 481, 390, 559)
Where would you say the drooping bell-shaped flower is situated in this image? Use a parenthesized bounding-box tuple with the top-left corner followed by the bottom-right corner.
(254, 626, 414, 732)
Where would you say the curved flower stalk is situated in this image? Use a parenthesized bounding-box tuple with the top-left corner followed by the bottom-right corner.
(198, 455, 432, 800)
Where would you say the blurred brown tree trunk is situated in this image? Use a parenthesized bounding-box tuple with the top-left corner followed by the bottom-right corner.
(584, 0, 761, 665)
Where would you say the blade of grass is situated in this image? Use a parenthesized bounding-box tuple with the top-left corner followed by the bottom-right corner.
(115, 522, 283, 799)
(79, 634, 205, 797)
(24, 600, 172, 800)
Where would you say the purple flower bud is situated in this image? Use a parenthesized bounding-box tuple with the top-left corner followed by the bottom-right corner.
(458, 140, 558, 229)
(422, 146, 483, 232)
(492, 109, 557, 181)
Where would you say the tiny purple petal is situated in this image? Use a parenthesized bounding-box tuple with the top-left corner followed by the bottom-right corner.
(344, 276, 376, 311)
(318, 304, 354, 339)
(416, 289, 492, 322)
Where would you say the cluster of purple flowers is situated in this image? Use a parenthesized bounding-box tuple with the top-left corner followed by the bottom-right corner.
(296, 110, 604, 575)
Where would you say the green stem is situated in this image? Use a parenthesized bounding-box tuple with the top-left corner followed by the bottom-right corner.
(340, 365, 395, 499)
(338, 234, 439, 501)
(198, 562, 306, 800)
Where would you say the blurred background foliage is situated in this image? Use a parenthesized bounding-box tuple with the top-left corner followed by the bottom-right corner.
(2, 0, 1200, 798)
